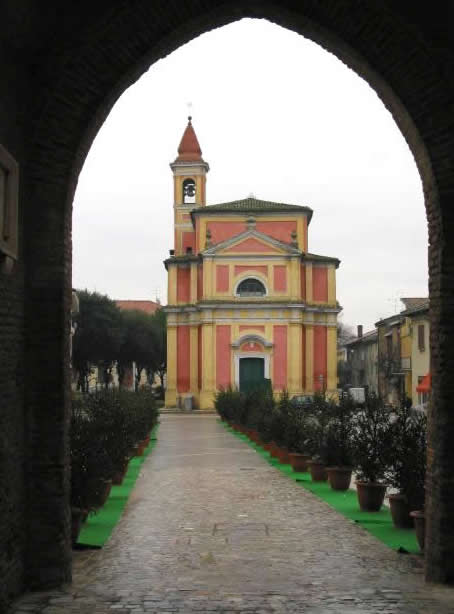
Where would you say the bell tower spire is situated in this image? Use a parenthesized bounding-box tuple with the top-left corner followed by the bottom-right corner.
(170, 117, 209, 255)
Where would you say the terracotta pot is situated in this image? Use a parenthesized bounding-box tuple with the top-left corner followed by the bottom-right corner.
(288, 453, 311, 472)
(327, 467, 353, 491)
(113, 462, 128, 485)
(101, 479, 112, 505)
(389, 494, 413, 528)
(136, 440, 147, 456)
(71, 507, 84, 545)
(356, 481, 387, 512)
(308, 459, 328, 482)
(268, 441, 279, 458)
(112, 471, 124, 486)
(410, 510, 425, 551)
(277, 447, 290, 464)
(272, 445, 283, 460)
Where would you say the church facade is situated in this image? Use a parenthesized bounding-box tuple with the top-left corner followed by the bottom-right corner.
(165, 118, 341, 409)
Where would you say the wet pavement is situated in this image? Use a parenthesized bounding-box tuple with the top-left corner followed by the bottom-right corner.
(10, 415, 454, 613)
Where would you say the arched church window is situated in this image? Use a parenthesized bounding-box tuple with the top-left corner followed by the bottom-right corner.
(183, 178, 196, 204)
(236, 278, 266, 297)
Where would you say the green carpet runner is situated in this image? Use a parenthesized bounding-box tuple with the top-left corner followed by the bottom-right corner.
(220, 421, 420, 554)
(77, 423, 159, 548)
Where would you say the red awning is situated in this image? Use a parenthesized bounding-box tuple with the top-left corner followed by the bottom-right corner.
(416, 373, 431, 393)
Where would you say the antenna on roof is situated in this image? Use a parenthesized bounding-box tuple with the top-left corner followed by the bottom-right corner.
(386, 289, 405, 314)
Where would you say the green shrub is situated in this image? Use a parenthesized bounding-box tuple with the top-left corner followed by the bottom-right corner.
(352, 393, 394, 483)
(214, 386, 242, 422)
(386, 404, 427, 509)
(70, 388, 158, 512)
(247, 386, 275, 440)
(324, 395, 358, 467)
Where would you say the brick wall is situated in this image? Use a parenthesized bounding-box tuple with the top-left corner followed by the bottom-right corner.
(1, 2, 454, 608)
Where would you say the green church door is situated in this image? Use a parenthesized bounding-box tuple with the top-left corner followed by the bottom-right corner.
(239, 357, 265, 393)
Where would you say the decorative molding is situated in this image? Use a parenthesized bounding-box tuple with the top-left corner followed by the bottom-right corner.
(203, 228, 301, 256)
(231, 334, 273, 349)
(233, 275, 268, 298)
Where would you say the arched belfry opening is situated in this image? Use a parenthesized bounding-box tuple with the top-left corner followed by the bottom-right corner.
(182, 178, 196, 204)
(1, 3, 454, 608)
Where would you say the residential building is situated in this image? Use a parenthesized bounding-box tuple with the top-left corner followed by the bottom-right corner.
(339, 325, 378, 394)
(376, 298, 429, 406)
(376, 313, 403, 405)
(400, 299, 430, 405)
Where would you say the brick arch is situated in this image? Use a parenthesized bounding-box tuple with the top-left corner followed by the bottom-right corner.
(15, 1, 454, 598)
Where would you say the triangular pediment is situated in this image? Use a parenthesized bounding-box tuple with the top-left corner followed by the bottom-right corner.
(203, 229, 301, 256)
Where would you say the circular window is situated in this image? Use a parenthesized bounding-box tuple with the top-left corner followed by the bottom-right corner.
(236, 278, 266, 297)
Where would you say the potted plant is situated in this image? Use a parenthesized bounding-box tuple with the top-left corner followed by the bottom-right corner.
(286, 396, 313, 472)
(267, 399, 288, 462)
(325, 396, 357, 491)
(387, 404, 427, 531)
(300, 393, 332, 481)
(352, 394, 394, 511)
(70, 403, 109, 543)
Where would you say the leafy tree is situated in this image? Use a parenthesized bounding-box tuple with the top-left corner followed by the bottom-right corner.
(72, 290, 124, 392)
(337, 318, 355, 346)
(117, 310, 156, 391)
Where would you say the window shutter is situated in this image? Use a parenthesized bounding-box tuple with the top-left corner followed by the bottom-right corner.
(418, 324, 425, 351)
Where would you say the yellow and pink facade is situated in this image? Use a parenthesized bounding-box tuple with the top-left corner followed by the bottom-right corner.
(165, 118, 341, 409)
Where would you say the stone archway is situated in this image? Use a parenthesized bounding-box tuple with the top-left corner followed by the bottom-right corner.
(2, 2, 454, 605)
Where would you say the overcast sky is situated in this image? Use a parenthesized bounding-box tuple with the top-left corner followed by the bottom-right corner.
(73, 18, 428, 333)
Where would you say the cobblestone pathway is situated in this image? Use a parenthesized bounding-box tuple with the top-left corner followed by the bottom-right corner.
(11, 415, 454, 613)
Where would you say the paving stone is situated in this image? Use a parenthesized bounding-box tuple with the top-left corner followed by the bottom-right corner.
(8, 416, 454, 613)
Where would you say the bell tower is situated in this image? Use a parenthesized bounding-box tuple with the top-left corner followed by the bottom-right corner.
(170, 116, 209, 255)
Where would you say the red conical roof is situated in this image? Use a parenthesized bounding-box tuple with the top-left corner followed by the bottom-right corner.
(175, 116, 203, 162)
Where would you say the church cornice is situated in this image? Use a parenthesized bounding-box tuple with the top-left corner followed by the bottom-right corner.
(202, 228, 301, 256)
(164, 254, 201, 270)
(303, 252, 341, 267)
(164, 301, 342, 314)
(191, 197, 313, 223)
(170, 160, 209, 173)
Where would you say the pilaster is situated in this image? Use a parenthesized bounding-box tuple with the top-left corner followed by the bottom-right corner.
(288, 322, 302, 393)
(290, 258, 300, 300)
(189, 325, 199, 402)
(200, 322, 215, 408)
(327, 266, 336, 305)
(168, 265, 177, 305)
(165, 324, 177, 407)
(326, 325, 337, 393)
(305, 324, 314, 393)
(306, 262, 313, 303)
(190, 261, 198, 303)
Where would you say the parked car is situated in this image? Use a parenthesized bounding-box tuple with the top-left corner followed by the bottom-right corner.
(290, 394, 313, 409)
